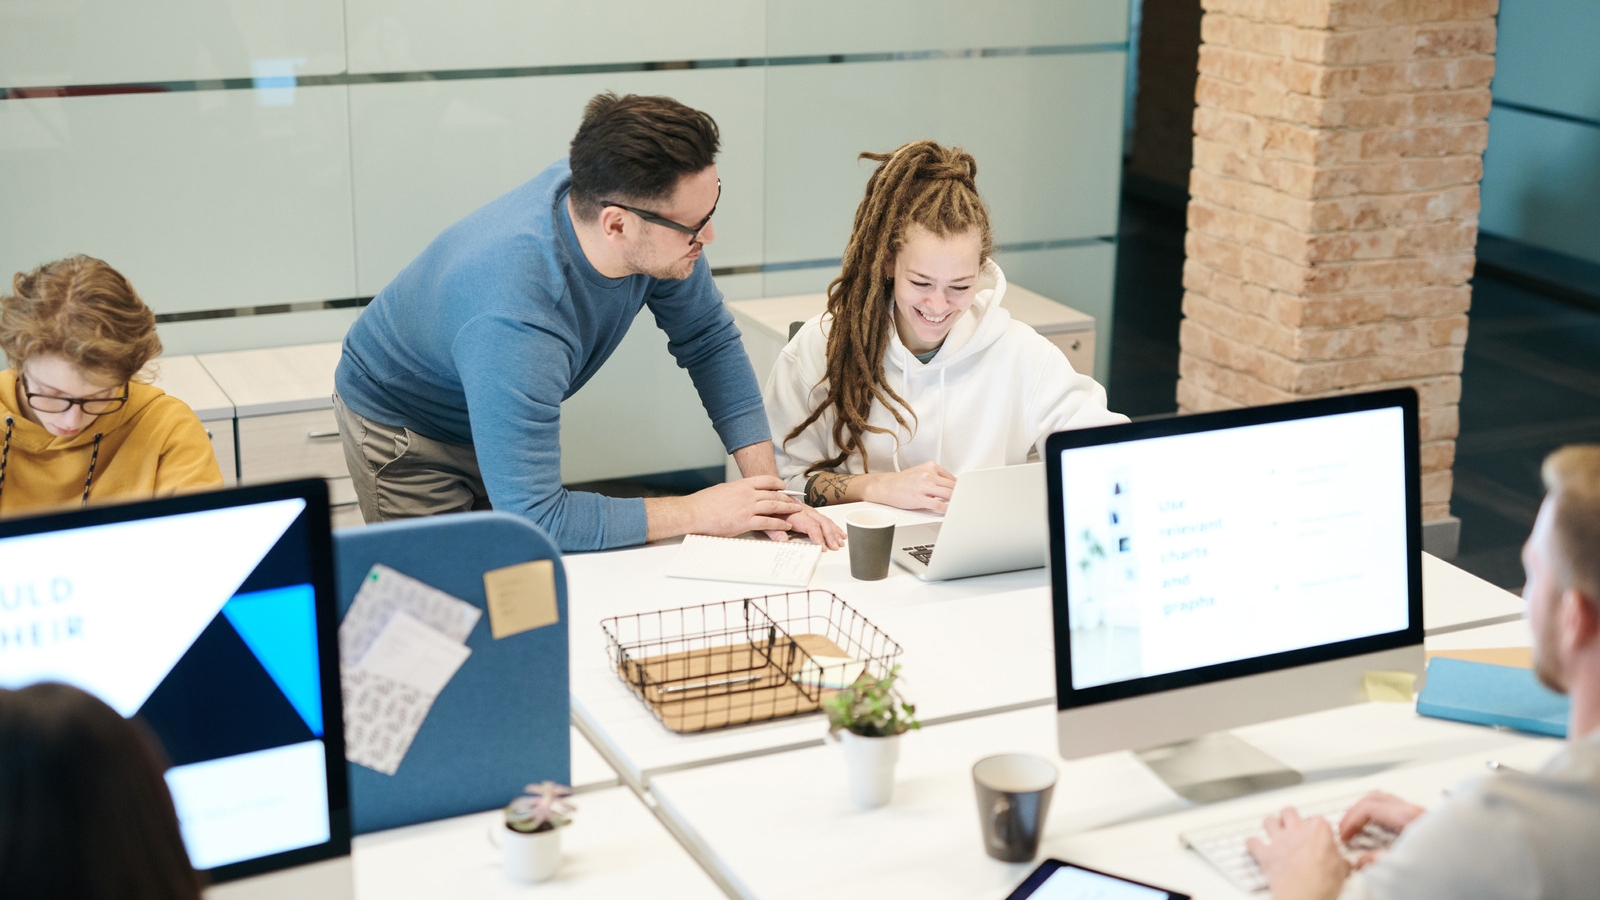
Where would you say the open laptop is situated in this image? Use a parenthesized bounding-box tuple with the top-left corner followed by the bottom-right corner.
(890, 463, 1047, 581)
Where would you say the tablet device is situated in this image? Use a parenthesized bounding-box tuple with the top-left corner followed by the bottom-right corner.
(1004, 859, 1190, 900)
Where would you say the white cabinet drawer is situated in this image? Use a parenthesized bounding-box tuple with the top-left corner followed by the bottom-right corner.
(237, 409, 348, 483)
(329, 476, 364, 530)
(1046, 331, 1096, 378)
(204, 422, 238, 486)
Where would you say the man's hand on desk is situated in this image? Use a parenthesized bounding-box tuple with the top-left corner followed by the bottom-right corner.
(1246, 808, 1350, 900)
(766, 504, 845, 549)
(644, 476, 842, 548)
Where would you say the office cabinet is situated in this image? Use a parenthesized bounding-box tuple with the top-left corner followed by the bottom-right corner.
(197, 342, 362, 529)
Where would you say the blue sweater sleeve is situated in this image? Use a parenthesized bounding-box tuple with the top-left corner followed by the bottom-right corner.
(647, 259, 770, 453)
(453, 311, 647, 551)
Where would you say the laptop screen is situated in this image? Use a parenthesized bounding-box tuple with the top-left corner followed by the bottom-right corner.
(1046, 390, 1421, 700)
(0, 481, 349, 880)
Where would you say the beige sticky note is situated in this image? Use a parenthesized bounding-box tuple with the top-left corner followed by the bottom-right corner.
(483, 559, 559, 639)
(1361, 670, 1417, 703)
(1426, 647, 1533, 670)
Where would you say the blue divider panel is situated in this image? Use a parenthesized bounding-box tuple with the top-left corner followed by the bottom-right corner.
(332, 512, 571, 834)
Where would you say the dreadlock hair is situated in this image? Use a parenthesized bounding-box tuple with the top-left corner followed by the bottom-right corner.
(783, 140, 993, 476)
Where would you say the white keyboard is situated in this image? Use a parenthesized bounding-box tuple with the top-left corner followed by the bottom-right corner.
(1180, 796, 1399, 893)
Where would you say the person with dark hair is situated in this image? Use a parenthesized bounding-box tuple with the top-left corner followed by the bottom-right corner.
(0, 255, 223, 517)
(764, 141, 1125, 511)
(0, 681, 203, 900)
(1247, 444, 1600, 900)
(333, 92, 841, 552)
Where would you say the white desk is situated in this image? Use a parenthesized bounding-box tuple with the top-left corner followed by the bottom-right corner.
(565, 505, 1525, 791)
(650, 694, 1560, 900)
(352, 783, 723, 899)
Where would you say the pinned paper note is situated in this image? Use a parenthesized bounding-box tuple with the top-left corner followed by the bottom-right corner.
(483, 559, 559, 639)
(1361, 670, 1417, 703)
(337, 566, 479, 775)
(341, 564, 480, 664)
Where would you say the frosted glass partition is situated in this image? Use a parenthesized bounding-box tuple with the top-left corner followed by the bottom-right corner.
(0, 88, 357, 314)
(1492, 0, 1600, 122)
(0, 0, 346, 87)
(1480, 106, 1600, 267)
(2, 0, 1130, 476)
(350, 67, 765, 294)
(766, 0, 1127, 55)
(345, 0, 763, 74)
(763, 53, 1126, 265)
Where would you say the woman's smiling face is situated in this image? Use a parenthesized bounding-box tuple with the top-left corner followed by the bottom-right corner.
(889, 224, 982, 355)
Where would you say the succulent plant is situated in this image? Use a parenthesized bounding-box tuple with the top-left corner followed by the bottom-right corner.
(505, 781, 575, 834)
(822, 664, 920, 738)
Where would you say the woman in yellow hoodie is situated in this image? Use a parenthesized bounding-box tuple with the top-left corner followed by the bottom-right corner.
(0, 256, 222, 517)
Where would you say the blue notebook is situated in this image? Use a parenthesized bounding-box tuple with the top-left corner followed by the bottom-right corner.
(1416, 657, 1569, 737)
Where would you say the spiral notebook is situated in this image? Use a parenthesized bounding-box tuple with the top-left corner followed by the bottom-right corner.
(666, 535, 822, 587)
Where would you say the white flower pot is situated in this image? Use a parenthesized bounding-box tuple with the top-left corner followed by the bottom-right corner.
(500, 825, 562, 883)
(840, 730, 901, 809)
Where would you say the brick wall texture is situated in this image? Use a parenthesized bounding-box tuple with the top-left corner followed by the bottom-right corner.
(1176, 0, 1498, 522)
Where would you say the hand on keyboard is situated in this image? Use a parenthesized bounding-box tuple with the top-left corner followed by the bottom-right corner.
(1335, 790, 1424, 866)
(1184, 794, 1404, 894)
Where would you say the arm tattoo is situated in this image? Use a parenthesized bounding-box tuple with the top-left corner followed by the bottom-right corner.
(805, 472, 853, 508)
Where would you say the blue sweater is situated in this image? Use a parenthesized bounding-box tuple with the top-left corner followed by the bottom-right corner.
(335, 159, 769, 551)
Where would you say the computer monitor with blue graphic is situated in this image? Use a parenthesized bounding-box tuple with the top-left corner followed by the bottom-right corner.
(0, 480, 351, 897)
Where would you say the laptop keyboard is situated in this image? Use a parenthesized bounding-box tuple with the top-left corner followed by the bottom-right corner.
(1180, 795, 1399, 893)
(906, 543, 935, 565)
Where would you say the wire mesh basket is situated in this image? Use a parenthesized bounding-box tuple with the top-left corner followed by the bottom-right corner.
(601, 590, 902, 734)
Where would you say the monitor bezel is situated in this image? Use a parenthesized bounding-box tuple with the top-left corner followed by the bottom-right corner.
(0, 479, 352, 882)
(1044, 388, 1424, 712)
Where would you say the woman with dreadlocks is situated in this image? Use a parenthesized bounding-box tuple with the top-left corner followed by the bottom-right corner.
(765, 141, 1126, 512)
(0, 255, 222, 516)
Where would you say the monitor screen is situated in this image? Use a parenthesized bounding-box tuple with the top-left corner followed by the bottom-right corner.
(0, 480, 349, 883)
(1046, 389, 1423, 715)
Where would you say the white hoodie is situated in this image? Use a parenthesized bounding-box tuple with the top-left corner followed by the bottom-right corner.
(765, 260, 1128, 491)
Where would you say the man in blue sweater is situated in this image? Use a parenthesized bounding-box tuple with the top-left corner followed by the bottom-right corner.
(333, 92, 841, 552)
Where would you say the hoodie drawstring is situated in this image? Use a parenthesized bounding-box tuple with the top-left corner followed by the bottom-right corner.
(0, 419, 103, 510)
(0, 416, 12, 505)
(81, 433, 103, 506)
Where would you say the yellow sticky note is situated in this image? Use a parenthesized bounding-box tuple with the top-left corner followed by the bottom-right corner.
(483, 559, 559, 639)
(1362, 670, 1417, 703)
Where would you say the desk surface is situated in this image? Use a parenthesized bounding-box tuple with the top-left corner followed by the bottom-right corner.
(564, 504, 1524, 787)
(651, 692, 1560, 900)
(352, 783, 723, 899)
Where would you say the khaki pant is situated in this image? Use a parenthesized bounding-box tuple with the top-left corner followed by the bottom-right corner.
(332, 392, 491, 523)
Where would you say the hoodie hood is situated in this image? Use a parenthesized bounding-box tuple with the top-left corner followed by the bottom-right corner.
(884, 257, 1012, 377)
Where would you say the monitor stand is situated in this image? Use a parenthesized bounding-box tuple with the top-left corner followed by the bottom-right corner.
(1136, 732, 1302, 803)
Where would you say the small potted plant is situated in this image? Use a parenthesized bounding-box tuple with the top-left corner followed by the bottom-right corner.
(823, 664, 920, 809)
(499, 781, 575, 883)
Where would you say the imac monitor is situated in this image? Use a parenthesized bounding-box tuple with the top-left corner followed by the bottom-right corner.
(1045, 390, 1424, 802)
(0, 480, 353, 897)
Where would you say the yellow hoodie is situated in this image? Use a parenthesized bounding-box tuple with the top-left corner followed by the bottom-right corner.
(0, 368, 223, 517)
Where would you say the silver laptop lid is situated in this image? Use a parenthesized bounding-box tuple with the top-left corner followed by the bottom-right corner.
(893, 463, 1046, 581)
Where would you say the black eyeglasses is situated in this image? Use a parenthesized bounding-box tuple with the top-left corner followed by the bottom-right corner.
(601, 179, 720, 245)
(20, 372, 129, 415)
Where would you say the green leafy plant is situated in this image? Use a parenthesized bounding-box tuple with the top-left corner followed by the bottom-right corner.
(505, 781, 575, 834)
(822, 664, 921, 737)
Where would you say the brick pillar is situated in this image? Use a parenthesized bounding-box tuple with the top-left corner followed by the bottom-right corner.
(1176, 0, 1497, 527)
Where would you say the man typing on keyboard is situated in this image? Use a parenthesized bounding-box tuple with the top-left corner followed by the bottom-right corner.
(1247, 444, 1600, 900)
